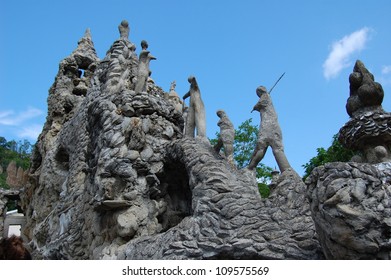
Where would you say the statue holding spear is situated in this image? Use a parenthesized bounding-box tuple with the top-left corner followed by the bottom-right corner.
(247, 73, 292, 173)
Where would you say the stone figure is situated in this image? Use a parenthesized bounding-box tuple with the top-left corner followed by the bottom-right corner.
(248, 86, 292, 173)
(134, 40, 156, 94)
(167, 81, 183, 113)
(169, 80, 176, 93)
(339, 60, 391, 163)
(118, 20, 130, 39)
(214, 110, 235, 165)
(183, 76, 206, 138)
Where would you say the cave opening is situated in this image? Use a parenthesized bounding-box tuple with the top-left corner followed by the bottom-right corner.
(153, 160, 192, 233)
(55, 146, 70, 172)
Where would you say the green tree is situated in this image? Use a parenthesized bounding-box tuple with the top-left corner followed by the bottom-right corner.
(210, 118, 273, 197)
(0, 136, 33, 189)
(302, 133, 357, 180)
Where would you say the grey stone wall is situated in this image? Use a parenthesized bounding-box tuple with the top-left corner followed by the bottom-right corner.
(306, 162, 391, 259)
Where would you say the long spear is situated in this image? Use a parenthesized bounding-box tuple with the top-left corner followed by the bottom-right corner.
(268, 72, 285, 94)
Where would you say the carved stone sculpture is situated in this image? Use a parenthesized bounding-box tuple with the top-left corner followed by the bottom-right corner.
(346, 60, 384, 118)
(183, 76, 206, 138)
(134, 40, 156, 94)
(339, 60, 391, 163)
(214, 110, 235, 165)
(118, 20, 130, 39)
(167, 81, 183, 113)
(248, 86, 292, 173)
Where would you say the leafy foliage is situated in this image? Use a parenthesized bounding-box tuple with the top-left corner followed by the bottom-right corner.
(302, 133, 357, 180)
(210, 118, 273, 197)
(0, 136, 33, 189)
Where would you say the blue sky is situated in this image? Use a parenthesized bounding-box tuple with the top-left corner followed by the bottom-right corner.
(1, 0, 391, 175)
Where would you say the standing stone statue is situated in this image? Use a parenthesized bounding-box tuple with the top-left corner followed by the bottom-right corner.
(135, 40, 156, 94)
(248, 86, 292, 173)
(183, 76, 206, 138)
(214, 110, 235, 165)
(118, 20, 130, 39)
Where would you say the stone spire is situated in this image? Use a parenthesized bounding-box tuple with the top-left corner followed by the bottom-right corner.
(70, 28, 99, 69)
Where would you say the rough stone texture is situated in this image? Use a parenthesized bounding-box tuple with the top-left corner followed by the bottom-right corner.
(306, 60, 391, 259)
(346, 60, 384, 118)
(339, 60, 391, 163)
(109, 143, 321, 260)
(306, 162, 391, 259)
(20, 21, 322, 260)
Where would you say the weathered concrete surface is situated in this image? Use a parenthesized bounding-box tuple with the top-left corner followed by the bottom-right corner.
(306, 162, 391, 259)
(108, 140, 322, 259)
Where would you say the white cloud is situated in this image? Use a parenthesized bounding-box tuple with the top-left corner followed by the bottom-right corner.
(17, 124, 43, 141)
(0, 107, 43, 126)
(323, 27, 372, 80)
(0, 107, 44, 141)
(382, 65, 391, 75)
(0, 110, 13, 121)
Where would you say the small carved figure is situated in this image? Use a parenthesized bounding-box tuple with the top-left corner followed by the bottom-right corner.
(134, 40, 156, 93)
(118, 20, 130, 39)
(168, 81, 184, 113)
(183, 76, 206, 138)
(248, 86, 292, 173)
(169, 80, 176, 92)
(214, 110, 235, 165)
